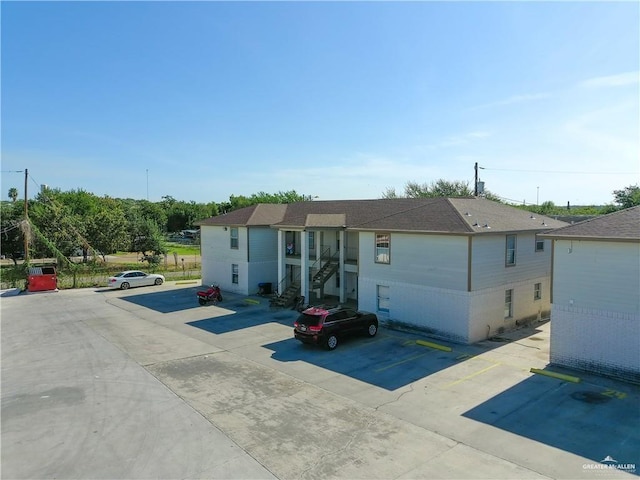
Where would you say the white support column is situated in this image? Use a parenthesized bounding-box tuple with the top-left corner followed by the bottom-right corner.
(277, 230, 284, 295)
(339, 230, 346, 303)
(301, 230, 309, 302)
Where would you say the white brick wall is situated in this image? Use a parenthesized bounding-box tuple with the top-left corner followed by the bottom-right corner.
(359, 277, 471, 343)
(550, 304, 640, 381)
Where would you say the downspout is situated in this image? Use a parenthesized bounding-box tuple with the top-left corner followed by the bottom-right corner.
(339, 229, 346, 303)
(301, 230, 309, 302)
(467, 235, 472, 292)
(277, 230, 284, 295)
(550, 239, 555, 305)
(246, 228, 250, 263)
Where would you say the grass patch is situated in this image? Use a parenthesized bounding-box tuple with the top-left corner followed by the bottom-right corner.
(164, 242, 200, 256)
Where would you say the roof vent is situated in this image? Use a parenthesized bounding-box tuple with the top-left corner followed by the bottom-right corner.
(541, 221, 547, 226)
(530, 214, 536, 219)
(483, 223, 491, 228)
(472, 222, 479, 227)
(465, 212, 472, 216)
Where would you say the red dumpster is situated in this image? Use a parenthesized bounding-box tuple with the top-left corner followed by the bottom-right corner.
(27, 266, 58, 292)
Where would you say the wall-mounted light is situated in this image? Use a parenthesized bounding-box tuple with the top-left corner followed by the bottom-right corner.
(224, 227, 228, 231)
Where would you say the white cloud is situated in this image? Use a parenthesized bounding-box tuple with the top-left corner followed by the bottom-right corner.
(469, 93, 551, 111)
(579, 71, 639, 89)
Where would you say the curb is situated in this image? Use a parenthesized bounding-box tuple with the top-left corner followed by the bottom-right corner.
(416, 339, 453, 352)
(530, 368, 581, 383)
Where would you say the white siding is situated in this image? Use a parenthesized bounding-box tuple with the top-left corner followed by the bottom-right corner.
(550, 239, 640, 381)
(358, 232, 469, 341)
(358, 277, 471, 343)
(246, 228, 279, 295)
(357, 232, 552, 343)
(248, 227, 278, 262)
(552, 240, 640, 314)
(468, 278, 550, 343)
(359, 232, 468, 290)
(201, 226, 250, 294)
(471, 233, 552, 290)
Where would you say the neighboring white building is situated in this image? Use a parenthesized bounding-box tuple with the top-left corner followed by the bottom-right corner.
(542, 206, 640, 382)
(197, 203, 287, 297)
(197, 197, 567, 343)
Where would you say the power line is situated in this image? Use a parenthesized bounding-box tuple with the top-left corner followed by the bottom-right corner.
(482, 167, 637, 175)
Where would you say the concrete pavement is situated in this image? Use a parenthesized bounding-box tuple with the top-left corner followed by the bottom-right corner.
(1, 287, 275, 479)
(2, 284, 638, 479)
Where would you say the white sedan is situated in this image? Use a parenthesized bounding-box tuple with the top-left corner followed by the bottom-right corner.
(108, 270, 165, 290)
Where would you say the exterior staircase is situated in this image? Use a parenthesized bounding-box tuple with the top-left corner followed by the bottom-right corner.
(312, 260, 339, 289)
(269, 282, 301, 308)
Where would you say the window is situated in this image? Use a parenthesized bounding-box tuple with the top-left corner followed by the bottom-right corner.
(534, 283, 541, 301)
(375, 233, 390, 264)
(505, 235, 516, 266)
(377, 285, 390, 312)
(535, 238, 545, 252)
(504, 289, 513, 318)
(232, 264, 239, 284)
(230, 227, 239, 249)
(329, 311, 349, 322)
(335, 270, 340, 288)
(308, 231, 315, 250)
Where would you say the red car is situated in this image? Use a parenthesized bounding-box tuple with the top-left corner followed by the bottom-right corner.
(293, 306, 378, 350)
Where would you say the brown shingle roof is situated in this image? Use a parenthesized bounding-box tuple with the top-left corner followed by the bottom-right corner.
(542, 206, 640, 241)
(197, 198, 567, 234)
(196, 204, 287, 227)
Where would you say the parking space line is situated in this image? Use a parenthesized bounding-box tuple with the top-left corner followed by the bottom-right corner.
(374, 352, 431, 373)
(443, 363, 500, 388)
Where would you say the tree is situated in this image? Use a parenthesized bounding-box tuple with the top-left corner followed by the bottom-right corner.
(8, 187, 18, 203)
(225, 190, 307, 212)
(29, 188, 98, 261)
(132, 218, 167, 266)
(612, 185, 640, 209)
(29, 191, 86, 260)
(382, 180, 474, 198)
(86, 198, 128, 260)
(0, 201, 25, 264)
(166, 200, 217, 232)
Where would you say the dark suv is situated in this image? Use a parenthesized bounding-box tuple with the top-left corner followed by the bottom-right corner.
(293, 306, 378, 350)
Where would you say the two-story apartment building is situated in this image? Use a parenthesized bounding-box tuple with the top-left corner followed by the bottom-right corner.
(197, 197, 567, 343)
(542, 206, 640, 381)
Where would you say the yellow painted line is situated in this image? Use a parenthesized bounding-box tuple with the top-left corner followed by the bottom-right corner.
(416, 339, 452, 352)
(456, 353, 474, 361)
(444, 363, 500, 388)
(374, 352, 430, 373)
(176, 281, 198, 285)
(244, 298, 260, 305)
(530, 368, 581, 383)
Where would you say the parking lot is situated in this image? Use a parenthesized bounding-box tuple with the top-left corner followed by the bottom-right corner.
(2, 282, 638, 479)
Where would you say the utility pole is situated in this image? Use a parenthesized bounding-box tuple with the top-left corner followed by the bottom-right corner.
(474, 163, 478, 196)
(24, 168, 29, 262)
(474, 162, 485, 197)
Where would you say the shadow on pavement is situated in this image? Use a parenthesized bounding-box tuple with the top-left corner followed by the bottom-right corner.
(117, 286, 212, 314)
(187, 308, 297, 335)
(263, 332, 462, 391)
(462, 369, 640, 474)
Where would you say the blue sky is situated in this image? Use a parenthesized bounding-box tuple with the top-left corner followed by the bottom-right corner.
(2, 1, 638, 206)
